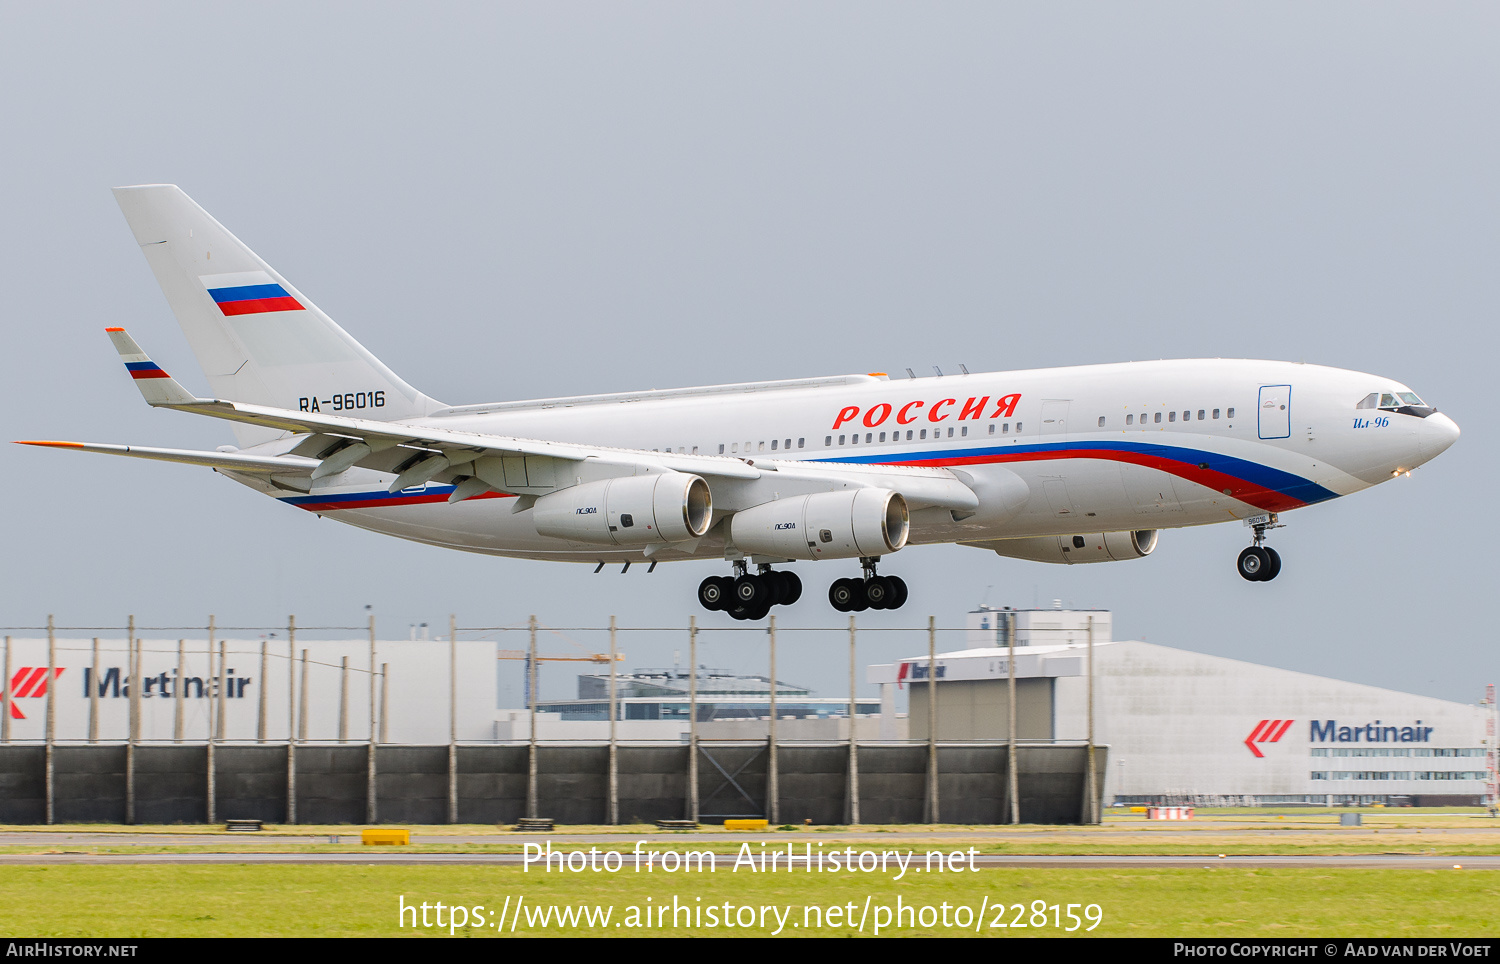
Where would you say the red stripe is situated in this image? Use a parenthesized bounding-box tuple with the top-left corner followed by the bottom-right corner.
(13, 667, 47, 699)
(130, 369, 171, 379)
(217, 296, 304, 316)
(890, 448, 1309, 514)
(290, 490, 512, 513)
(1269, 719, 1295, 742)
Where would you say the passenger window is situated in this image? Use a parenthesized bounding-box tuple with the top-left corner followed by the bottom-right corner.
(1182, 411, 1189, 421)
(839, 435, 846, 445)
(960, 426, 967, 437)
(946, 427, 954, 438)
(771, 440, 778, 450)
(691, 446, 698, 455)
(988, 424, 995, 435)
(866, 433, 873, 443)
(1015, 422, 1022, 432)
(798, 438, 805, 449)
(1212, 409, 1220, 419)
(1197, 410, 1205, 420)
(851, 434, 858, 444)
(1098, 416, 1106, 427)
(1126, 414, 1133, 425)
(784, 439, 791, 449)
(1154, 413, 1161, 424)
(718, 444, 725, 454)
(879, 432, 886, 442)
(758, 441, 765, 452)
(731, 443, 739, 453)
(1227, 408, 1235, 419)
(920, 429, 927, 439)
(824, 436, 832, 446)
(1169, 412, 1176, 422)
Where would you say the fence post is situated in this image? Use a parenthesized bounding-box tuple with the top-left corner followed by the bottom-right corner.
(926, 615, 938, 825)
(1008, 615, 1019, 825)
(526, 615, 538, 820)
(258, 641, 268, 744)
(1, 636, 10, 744)
(847, 615, 859, 825)
(89, 638, 99, 744)
(45, 616, 56, 826)
(607, 615, 618, 826)
(368, 616, 378, 825)
(286, 616, 297, 826)
(125, 615, 137, 826)
(688, 615, 698, 824)
(768, 615, 779, 825)
(448, 614, 459, 824)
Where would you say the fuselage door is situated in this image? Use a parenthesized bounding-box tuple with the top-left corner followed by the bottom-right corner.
(1038, 399, 1070, 440)
(1257, 385, 1291, 440)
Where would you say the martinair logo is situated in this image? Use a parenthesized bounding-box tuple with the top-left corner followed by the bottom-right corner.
(1244, 719, 1294, 757)
(3, 667, 65, 720)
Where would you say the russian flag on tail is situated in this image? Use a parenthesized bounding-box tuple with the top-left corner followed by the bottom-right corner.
(200, 270, 304, 315)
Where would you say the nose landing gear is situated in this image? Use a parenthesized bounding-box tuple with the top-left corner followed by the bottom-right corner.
(1237, 515, 1284, 582)
(829, 557, 909, 612)
(698, 562, 803, 621)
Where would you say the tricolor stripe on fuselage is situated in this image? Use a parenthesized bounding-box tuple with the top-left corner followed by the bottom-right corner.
(276, 440, 1336, 516)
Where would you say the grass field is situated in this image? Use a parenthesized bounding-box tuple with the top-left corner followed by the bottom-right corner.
(0, 865, 1496, 937)
(2, 810, 1496, 937)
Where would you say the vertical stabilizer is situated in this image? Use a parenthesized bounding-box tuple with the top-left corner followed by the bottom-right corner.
(112, 185, 442, 446)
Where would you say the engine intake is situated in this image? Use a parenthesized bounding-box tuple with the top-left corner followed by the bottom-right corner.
(728, 488, 908, 561)
(533, 472, 712, 546)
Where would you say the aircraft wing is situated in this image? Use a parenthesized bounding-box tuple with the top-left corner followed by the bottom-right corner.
(14, 440, 317, 475)
(54, 328, 980, 512)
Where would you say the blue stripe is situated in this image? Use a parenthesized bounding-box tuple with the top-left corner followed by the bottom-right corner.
(207, 283, 290, 304)
(124, 361, 161, 372)
(816, 439, 1339, 506)
(278, 485, 455, 507)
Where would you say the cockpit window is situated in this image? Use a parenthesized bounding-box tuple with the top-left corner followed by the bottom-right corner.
(1358, 391, 1435, 417)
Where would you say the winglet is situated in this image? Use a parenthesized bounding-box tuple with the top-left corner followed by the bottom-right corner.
(105, 328, 201, 406)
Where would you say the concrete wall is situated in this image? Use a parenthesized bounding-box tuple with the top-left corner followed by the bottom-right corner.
(0, 742, 1106, 825)
(908, 678, 1055, 741)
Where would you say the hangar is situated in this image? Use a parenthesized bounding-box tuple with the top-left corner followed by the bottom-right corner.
(870, 607, 1497, 806)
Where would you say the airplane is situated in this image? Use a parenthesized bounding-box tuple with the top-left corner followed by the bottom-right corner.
(19, 185, 1460, 620)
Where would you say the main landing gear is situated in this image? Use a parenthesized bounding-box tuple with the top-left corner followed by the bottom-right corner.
(698, 563, 803, 621)
(829, 558, 909, 613)
(1237, 515, 1283, 582)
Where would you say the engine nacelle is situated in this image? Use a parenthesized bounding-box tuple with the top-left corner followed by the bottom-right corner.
(533, 472, 712, 546)
(988, 529, 1158, 565)
(728, 489, 909, 561)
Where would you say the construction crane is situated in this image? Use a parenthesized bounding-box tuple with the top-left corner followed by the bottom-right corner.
(498, 650, 624, 708)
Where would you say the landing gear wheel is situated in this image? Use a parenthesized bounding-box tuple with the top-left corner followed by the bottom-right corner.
(887, 575, 909, 609)
(1237, 546, 1271, 582)
(777, 571, 803, 606)
(1261, 547, 1282, 581)
(734, 573, 768, 607)
(698, 576, 730, 611)
(829, 578, 858, 612)
(864, 576, 893, 610)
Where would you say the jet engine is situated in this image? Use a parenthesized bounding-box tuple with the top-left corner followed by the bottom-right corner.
(533, 472, 712, 546)
(728, 488, 909, 561)
(986, 529, 1158, 565)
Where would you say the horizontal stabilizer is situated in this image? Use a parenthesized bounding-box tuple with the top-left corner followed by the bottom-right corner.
(105, 328, 201, 406)
(14, 440, 316, 475)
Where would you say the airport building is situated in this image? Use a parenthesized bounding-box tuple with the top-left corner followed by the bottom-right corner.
(871, 607, 1498, 807)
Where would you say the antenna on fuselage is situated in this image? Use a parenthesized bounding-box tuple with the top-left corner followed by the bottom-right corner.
(959, 364, 970, 375)
(905, 368, 916, 379)
(933, 366, 944, 377)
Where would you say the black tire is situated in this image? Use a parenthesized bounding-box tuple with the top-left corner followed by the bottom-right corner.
(1262, 547, 1282, 581)
(828, 578, 857, 612)
(864, 576, 893, 610)
(778, 571, 803, 606)
(1237, 546, 1270, 582)
(887, 575, 909, 609)
(734, 573, 766, 607)
(747, 600, 773, 621)
(698, 576, 728, 611)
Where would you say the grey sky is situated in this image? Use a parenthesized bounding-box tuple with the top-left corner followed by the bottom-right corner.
(2, 3, 1495, 706)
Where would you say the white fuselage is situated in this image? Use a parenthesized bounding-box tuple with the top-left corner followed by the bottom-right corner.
(230, 358, 1458, 564)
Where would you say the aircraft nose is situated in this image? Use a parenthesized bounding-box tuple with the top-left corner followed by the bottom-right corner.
(1419, 412, 1460, 462)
